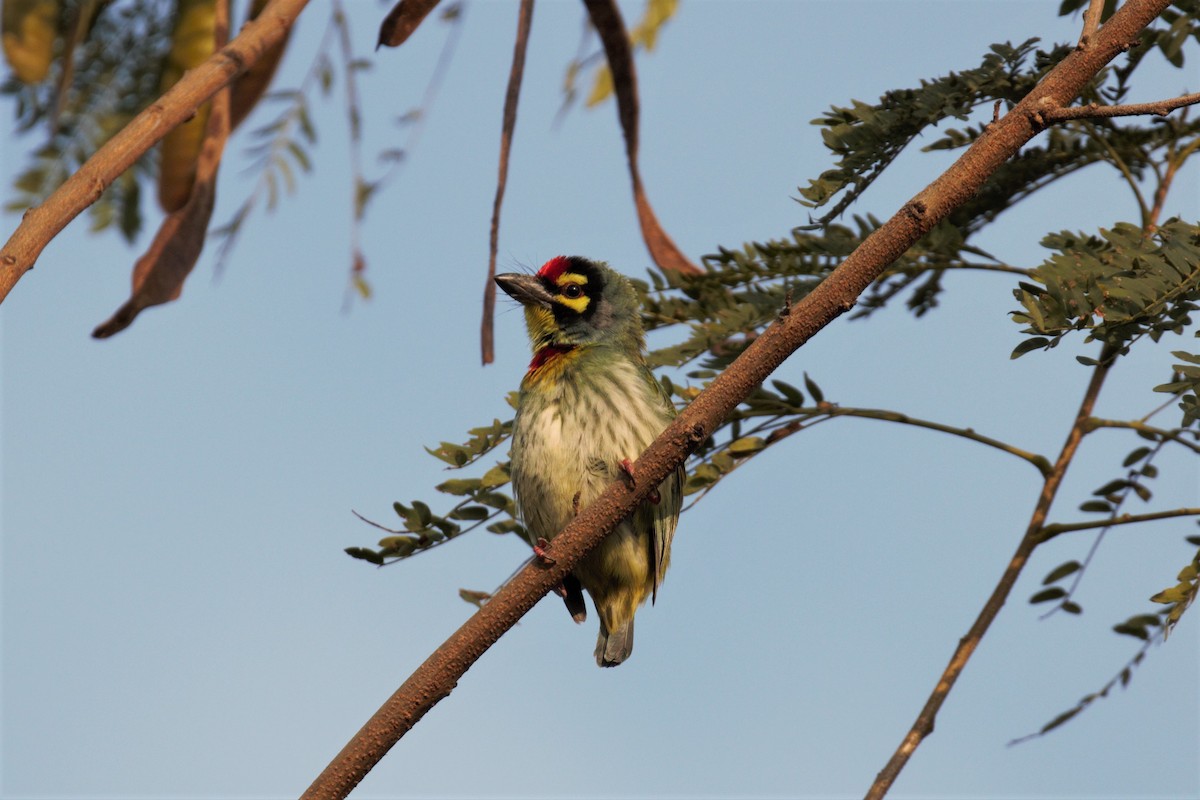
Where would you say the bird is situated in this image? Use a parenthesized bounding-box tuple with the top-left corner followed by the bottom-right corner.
(495, 256, 684, 667)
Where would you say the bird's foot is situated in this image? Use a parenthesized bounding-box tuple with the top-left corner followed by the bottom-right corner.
(572, 491, 582, 516)
(533, 537, 556, 565)
(619, 458, 660, 504)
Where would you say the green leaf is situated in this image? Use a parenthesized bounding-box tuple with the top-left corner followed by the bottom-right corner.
(1093, 479, 1129, 496)
(728, 437, 766, 456)
(1043, 560, 1081, 584)
(803, 372, 825, 404)
(771, 379, 805, 407)
(449, 505, 490, 521)
(344, 546, 384, 565)
(436, 478, 482, 496)
(1040, 707, 1081, 734)
(1011, 337, 1050, 359)
(480, 463, 510, 489)
(1012, 221, 1200, 349)
(1122, 447, 1151, 467)
(486, 519, 524, 535)
(1030, 587, 1068, 604)
(411, 501, 432, 527)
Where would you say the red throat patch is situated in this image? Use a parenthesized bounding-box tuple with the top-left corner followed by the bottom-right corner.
(528, 343, 575, 372)
(537, 256, 571, 282)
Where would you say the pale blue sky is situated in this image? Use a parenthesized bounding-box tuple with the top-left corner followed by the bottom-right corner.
(3, 1, 1198, 798)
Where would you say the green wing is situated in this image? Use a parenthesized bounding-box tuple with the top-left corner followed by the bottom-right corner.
(641, 366, 684, 602)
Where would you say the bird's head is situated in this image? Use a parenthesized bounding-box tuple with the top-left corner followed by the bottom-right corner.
(495, 256, 645, 356)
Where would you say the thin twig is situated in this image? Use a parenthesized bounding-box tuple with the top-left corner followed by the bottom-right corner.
(1008, 624, 1160, 746)
(481, 0, 534, 365)
(333, 0, 369, 305)
(1081, 118, 1151, 225)
(1040, 91, 1200, 123)
(1085, 417, 1200, 455)
(1077, 0, 1105, 49)
(1041, 437, 1166, 618)
(865, 343, 1119, 800)
(1039, 507, 1200, 540)
(761, 405, 1052, 476)
(1146, 121, 1200, 233)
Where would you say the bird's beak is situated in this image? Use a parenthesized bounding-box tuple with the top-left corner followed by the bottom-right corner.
(495, 273, 555, 308)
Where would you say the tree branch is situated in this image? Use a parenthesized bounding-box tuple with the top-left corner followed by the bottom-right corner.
(480, 0, 535, 366)
(1039, 91, 1200, 124)
(1085, 417, 1200, 455)
(300, 3, 1173, 798)
(1077, 0, 1105, 49)
(1039, 507, 1200, 540)
(866, 340, 1119, 799)
(0, 0, 310, 306)
(762, 405, 1052, 476)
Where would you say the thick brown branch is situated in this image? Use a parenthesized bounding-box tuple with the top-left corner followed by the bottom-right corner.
(0, 0, 310, 306)
(1039, 507, 1200, 540)
(1039, 91, 1200, 124)
(301, 4, 1171, 799)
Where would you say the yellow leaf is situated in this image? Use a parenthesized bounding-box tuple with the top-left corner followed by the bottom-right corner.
(2, 0, 58, 84)
(586, 65, 613, 108)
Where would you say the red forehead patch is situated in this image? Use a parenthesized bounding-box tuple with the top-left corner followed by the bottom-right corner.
(537, 256, 571, 281)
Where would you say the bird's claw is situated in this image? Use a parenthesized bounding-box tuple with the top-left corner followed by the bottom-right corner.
(619, 458, 660, 504)
(533, 537, 556, 565)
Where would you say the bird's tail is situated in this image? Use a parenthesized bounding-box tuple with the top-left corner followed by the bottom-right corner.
(594, 617, 634, 667)
(562, 574, 587, 623)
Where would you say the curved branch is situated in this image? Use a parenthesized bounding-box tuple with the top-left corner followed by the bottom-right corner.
(1085, 417, 1200, 455)
(828, 406, 1053, 475)
(1039, 507, 1200, 540)
(300, 3, 1172, 798)
(763, 405, 1052, 476)
(0, 0, 311, 306)
(866, 341, 1119, 799)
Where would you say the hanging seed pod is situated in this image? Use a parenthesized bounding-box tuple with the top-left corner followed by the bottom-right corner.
(157, 0, 216, 213)
(229, 0, 291, 130)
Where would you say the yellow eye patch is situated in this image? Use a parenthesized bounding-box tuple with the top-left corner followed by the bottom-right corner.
(554, 272, 590, 313)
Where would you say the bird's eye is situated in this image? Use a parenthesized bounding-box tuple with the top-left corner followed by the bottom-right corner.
(562, 284, 584, 299)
